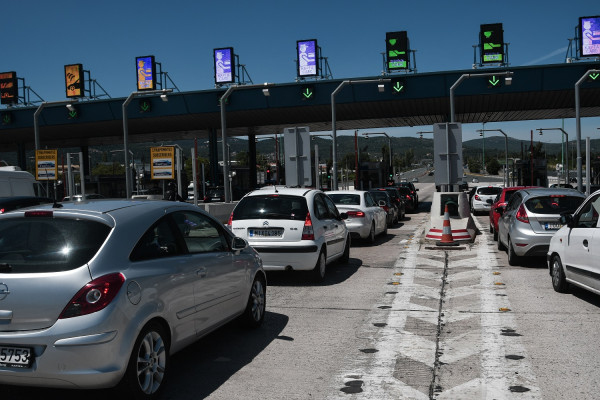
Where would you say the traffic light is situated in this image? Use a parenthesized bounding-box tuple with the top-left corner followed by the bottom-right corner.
(391, 77, 405, 94)
(138, 99, 152, 113)
(1, 112, 12, 125)
(300, 85, 314, 101)
(66, 105, 79, 119)
(386, 31, 409, 71)
(486, 75, 503, 88)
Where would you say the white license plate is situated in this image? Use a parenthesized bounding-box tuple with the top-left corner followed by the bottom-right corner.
(545, 223, 562, 230)
(249, 228, 283, 237)
(0, 346, 33, 368)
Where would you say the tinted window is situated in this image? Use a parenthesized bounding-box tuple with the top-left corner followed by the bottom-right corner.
(131, 218, 181, 261)
(328, 194, 360, 205)
(525, 195, 585, 215)
(369, 191, 389, 203)
(323, 195, 340, 219)
(313, 195, 329, 220)
(233, 195, 308, 221)
(171, 211, 229, 253)
(575, 194, 600, 228)
(477, 187, 502, 195)
(395, 187, 410, 196)
(0, 216, 111, 273)
(364, 193, 377, 207)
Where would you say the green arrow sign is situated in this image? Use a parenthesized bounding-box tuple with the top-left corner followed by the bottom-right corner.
(303, 88, 313, 99)
(590, 73, 600, 81)
(488, 76, 500, 86)
(68, 110, 78, 118)
(393, 82, 404, 93)
(2, 114, 11, 124)
(140, 101, 150, 111)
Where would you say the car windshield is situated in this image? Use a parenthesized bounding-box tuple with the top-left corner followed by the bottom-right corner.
(0, 216, 111, 273)
(233, 195, 308, 221)
(525, 195, 584, 215)
(477, 187, 502, 195)
(328, 194, 360, 205)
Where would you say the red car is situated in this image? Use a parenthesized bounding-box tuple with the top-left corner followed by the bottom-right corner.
(489, 186, 540, 241)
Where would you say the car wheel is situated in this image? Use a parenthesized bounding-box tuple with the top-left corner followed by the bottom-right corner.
(507, 237, 520, 266)
(551, 255, 569, 293)
(312, 249, 327, 282)
(367, 222, 376, 244)
(339, 235, 350, 264)
(119, 321, 169, 399)
(497, 231, 506, 251)
(242, 275, 266, 328)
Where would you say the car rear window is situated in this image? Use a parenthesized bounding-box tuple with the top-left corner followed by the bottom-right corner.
(477, 187, 502, 195)
(369, 192, 388, 202)
(0, 216, 111, 273)
(525, 195, 585, 215)
(395, 187, 410, 196)
(328, 194, 360, 205)
(233, 195, 308, 221)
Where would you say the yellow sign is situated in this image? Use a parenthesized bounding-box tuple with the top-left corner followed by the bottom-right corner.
(150, 147, 174, 180)
(65, 64, 83, 98)
(36, 149, 58, 181)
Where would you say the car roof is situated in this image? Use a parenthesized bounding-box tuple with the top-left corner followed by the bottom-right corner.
(247, 187, 317, 197)
(519, 187, 586, 198)
(327, 190, 367, 195)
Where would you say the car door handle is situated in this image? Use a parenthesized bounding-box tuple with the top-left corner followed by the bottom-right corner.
(197, 267, 207, 278)
(583, 239, 588, 248)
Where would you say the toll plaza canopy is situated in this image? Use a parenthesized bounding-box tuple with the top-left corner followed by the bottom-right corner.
(1, 62, 599, 151)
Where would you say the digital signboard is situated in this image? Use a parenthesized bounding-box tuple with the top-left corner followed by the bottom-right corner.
(480, 23, 504, 64)
(136, 56, 156, 90)
(0, 71, 18, 105)
(580, 16, 600, 57)
(65, 64, 84, 98)
(297, 39, 318, 77)
(214, 48, 235, 84)
(386, 31, 409, 71)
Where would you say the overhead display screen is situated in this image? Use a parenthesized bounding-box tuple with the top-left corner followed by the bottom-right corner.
(297, 39, 318, 77)
(386, 31, 409, 71)
(65, 64, 84, 98)
(136, 56, 156, 90)
(580, 16, 600, 57)
(480, 23, 504, 64)
(214, 48, 235, 84)
(0, 71, 18, 105)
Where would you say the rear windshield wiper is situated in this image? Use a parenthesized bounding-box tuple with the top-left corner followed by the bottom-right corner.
(0, 263, 13, 273)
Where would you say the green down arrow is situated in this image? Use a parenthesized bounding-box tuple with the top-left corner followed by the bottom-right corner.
(590, 73, 600, 81)
(140, 102, 150, 111)
(393, 82, 404, 92)
(2, 115, 10, 124)
(68, 110, 77, 118)
(303, 88, 313, 99)
(488, 76, 500, 86)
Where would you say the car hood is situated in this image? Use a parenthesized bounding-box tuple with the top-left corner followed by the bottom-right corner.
(0, 266, 92, 331)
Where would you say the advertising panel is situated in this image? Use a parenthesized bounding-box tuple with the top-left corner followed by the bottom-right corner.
(151, 146, 174, 180)
(0, 71, 18, 105)
(65, 64, 84, 98)
(214, 48, 235, 84)
(297, 39, 318, 77)
(136, 55, 156, 90)
(35, 149, 58, 181)
(580, 16, 600, 57)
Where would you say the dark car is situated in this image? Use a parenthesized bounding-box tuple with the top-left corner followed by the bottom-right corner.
(395, 186, 417, 213)
(373, 188, 405, 222)
(396, 182, 419, 206)
(369, 189, 398, 226)
(0, 196, 54, 214)
(204, 187, 226, 203)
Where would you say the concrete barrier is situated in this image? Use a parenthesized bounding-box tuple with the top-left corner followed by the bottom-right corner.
(425, 192, 476, 242)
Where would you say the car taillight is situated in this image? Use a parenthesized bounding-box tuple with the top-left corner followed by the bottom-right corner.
(382, 206, 389, 212)
(515, 204, 529, 224)
(301, 211, 315, 240)
(347, 211, 365, 218)
(0, 208, 4, 214)
(59, 273, 125, 319)
(475, 195, 481, 201)
(24, 211, 53, 217)
(227, 211, 233, 229)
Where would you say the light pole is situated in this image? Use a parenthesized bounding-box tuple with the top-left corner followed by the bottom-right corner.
(331, 78, 390, 190)
(450, 71, 513, 123)
(538, 128, 569, 185)
(34, 100, 79, 150)
(122, 89, 172, 199)
(476, 129, 509, 187)
(575, 69, 600, 192)
(220, 83, 273, 202)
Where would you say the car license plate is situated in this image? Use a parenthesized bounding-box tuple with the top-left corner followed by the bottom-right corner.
(545, 223, 562, 230)
(249, 228, 283, 237)
(0, 346, 33, 368)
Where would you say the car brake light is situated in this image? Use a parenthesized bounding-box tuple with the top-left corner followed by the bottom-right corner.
(515, 204, 529, 223)
(475, 195, 481, 201)
(59, 273, 125, 319)
(0, 208, 4, 214)
(24, 211, 53, 217)
(382, 206, 389, 212)
(227, 211, 233, 229)
(301, 211, 315, 240)
(346, 211, 365, 218)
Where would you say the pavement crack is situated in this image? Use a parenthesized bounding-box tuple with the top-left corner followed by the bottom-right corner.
(429, 250, 449, 399)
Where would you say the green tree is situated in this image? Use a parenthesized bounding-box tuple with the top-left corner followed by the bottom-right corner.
(486, 158, 500, 175)
(468, 158, 481, 174)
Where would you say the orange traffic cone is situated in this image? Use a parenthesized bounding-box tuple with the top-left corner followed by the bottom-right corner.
(437, 204, 459, 247)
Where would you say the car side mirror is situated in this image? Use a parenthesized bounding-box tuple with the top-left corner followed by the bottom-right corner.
(560, 213, 574, 228)
(231, 237, 248, 251)
(494, 207, 504, 214)
(340, 212, 348, 220)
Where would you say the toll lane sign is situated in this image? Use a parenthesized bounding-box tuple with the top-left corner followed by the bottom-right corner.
(36, 150, 58, 181)
(151, 147, 174, 180)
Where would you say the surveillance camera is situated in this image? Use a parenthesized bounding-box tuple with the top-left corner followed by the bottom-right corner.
(505, 76, 513, 86)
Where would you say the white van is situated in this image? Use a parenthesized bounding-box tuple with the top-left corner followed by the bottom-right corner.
(0, 168, 44, 197)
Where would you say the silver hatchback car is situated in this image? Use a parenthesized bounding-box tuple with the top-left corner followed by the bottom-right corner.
(0, 200, 266, 398)
(497, 188, 585, 265)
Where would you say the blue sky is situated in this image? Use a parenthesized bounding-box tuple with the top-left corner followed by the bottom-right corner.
(2, 1, 599, 142)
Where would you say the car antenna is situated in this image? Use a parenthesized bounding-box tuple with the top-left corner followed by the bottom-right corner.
(274, 184, 279, 193)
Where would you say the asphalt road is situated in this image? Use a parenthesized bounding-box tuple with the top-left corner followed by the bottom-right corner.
(3, 181, 598, 399)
